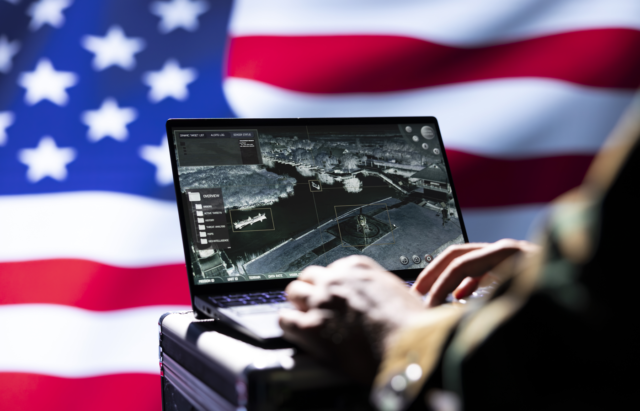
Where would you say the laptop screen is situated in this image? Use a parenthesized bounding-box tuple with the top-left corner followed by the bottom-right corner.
(170, 120, 465, 286)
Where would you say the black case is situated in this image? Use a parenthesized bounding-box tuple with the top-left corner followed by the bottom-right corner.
(159, 311, 373, 411)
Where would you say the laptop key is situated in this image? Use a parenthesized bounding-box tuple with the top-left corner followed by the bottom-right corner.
(218, 300, 248, 307)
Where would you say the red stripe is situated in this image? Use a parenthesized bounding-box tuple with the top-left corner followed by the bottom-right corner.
(227, 29, 640, 92)
(0, 373, 160, 411)
(0, 157, 594, 310)
(0, 260, 190, 310)
(447, 150, 594, 208)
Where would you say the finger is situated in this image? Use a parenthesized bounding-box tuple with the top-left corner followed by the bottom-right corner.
(298, 265, 327, 284)
(285, 280, 316, 311)
(412, 243, 488, 294)
(425, 244, 520, 307)
(279, 308, 325, 330)
(452, 276, 481, 300)
(279, 309, 333, 360)
(326, 255, 384, 272)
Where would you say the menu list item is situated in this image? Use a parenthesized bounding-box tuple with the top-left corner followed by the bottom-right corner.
(185, 188, 231, 250)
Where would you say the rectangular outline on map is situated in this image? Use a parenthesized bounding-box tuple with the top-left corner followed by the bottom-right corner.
(333, 203, 396, 248)
(309, 180, 323, 192)
(229, 208, 275, 233)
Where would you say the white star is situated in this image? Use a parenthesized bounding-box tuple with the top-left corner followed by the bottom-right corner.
(0, 35, 20, 73)
(143, 59, 197, 103)
(150, 0, 209, 34)
(139, 136, 173, 185)
(27, 0, 73, 31)
(18, 58, 78, 106)
(0, 111, 15, 146)
(18, 136, 76, 183)
(81, 26, 146, 71)
(81, 98, 137, 142)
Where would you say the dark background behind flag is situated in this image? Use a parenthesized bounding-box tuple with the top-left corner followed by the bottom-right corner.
(1, 1, 639, 410)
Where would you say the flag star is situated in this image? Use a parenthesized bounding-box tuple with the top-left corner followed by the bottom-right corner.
(81, 98, 137, 142)
(139, 136, 173, 185)
(0, 111, 15, 146)
(18, 58, 78, 106)
(0, 35, 20, 73)
(81, 26, 146, 71)
(143, 59, 197, 103)
(27, 0, 73, 31)
(150, 0, 209, 34)
(18, 136, 76, 183)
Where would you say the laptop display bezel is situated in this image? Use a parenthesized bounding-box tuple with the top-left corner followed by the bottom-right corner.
(166, 116, 470, 305)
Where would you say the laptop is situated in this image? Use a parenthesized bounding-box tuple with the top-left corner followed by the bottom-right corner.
(166, 117, 469, 342)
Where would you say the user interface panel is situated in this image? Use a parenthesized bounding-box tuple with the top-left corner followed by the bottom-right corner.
(172, 123, 464, 285)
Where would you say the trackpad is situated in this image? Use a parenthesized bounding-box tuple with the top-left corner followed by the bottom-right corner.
(219, 307, 285, 339)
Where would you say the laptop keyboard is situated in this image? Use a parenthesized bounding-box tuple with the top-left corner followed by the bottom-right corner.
(209, 281, 418, 308)
(208, 291, 288, 308)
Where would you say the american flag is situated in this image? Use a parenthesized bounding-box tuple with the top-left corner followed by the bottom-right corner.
(1, 0, 639, 409)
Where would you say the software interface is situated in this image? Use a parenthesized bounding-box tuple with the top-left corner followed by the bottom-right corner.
(173, 123, 464, 285)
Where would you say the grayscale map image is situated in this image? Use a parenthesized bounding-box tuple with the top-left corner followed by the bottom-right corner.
(178, 123, 464, 284)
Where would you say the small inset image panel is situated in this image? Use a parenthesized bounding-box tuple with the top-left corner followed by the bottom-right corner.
(188, 192, 201, 202)
(309, 180, 322, 192)
(229, 208, 275, 232)
(332, 203, 395, 249)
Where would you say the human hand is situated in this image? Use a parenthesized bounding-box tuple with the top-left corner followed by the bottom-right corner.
(412, 239, 540, 307)
(279, 255, 424, 385)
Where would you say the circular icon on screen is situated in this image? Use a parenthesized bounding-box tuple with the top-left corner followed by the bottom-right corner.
(412, 135, 419, 142)
(421, 126, 435, 139)
(405, 126, 412, 133)
(433, 148, 440, 155)
(425, 254, 433, 263)
(422, 143, 429, 150)
(412, 255, 421, 264)
(400, 256, 409, 265)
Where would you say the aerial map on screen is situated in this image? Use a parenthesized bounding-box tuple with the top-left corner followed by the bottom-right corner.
(172, 123, 464, 285)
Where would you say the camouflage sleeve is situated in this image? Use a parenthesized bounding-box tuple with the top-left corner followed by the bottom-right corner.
(370, 304, 464, 411)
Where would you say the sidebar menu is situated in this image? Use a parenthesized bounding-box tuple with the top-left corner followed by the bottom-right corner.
(184, 188, 231, 250)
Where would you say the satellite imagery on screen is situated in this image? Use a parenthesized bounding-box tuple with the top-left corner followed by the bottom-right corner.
(174, 124, 464, 285)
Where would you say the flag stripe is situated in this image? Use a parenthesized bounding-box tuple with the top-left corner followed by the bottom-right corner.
(0, 373, 160, 411)
(448, 151, 593, 208)
(0, 191, 184, 266)
(227, 30, 640, 93)
(0, 149, 592, 272)
(0, 304, 188, 377)
(461, 204, 547, 243)
(223, 77, 635, 157)
(230, 0, 640, 46)
(0, 260, 190, 310)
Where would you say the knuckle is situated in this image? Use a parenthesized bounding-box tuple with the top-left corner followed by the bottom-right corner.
(495, 238, 518, 247)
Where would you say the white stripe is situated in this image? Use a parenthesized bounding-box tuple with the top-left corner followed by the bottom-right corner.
(230, 0, 640, 46)
(224, 77, 634, 158)
(462, 204, 548, 243)
(0, 191, 184, 267)
(0, 304, 190, 378)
